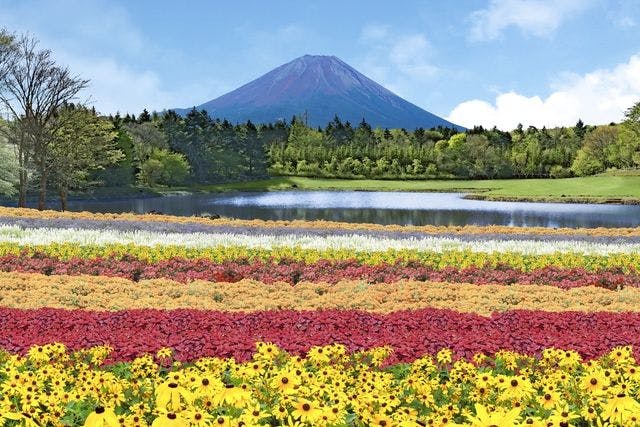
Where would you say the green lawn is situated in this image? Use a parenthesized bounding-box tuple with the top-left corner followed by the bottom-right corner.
(191, 174, 640, 204)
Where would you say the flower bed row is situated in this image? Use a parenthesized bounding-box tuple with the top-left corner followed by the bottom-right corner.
(3, 271, 640, 314)
(2, 223, 639, 254)
(4, 342, 640, 426)
(1, 252, 635, 289)
(2, 308, 640, 363)
(2, 242, 638, 270)
(3, 205, 640, 237)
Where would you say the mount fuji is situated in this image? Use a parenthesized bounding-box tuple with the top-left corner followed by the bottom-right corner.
(174, 55, 462, 130)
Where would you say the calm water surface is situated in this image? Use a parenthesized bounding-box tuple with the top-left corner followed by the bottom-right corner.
(52, 191, 640, 228)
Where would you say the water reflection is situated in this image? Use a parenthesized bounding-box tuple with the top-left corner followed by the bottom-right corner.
(51, 190, 640, 228)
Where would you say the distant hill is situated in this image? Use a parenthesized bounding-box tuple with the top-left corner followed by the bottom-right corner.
(174, 55, 463, 130)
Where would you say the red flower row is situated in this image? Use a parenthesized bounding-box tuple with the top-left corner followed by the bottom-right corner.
(1, 308, 638, 363)
(0, 254, 634, 289)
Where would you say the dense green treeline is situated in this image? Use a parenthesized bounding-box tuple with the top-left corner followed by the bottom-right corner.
(99, 101, 639, 187)
(268, 112, 639, 180)
(96, 108, 285, 188)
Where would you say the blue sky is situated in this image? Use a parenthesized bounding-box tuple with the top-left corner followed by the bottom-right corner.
(2, 0, 639, 129)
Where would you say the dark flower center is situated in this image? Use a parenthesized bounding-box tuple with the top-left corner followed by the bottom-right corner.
(95, 407, 105, 414)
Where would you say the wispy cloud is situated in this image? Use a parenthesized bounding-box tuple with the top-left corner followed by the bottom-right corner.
(0, 0, 201, 114)
(607, 0, 639, 28)
(468, 0, 593, 41)
(447, 53, 640, 129)
(357, 24, 438, 102)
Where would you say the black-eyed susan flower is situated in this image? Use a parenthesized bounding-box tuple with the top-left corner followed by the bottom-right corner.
(155, 381, 192, 412)
(467, 404, 521, 427)
(83, 406, 119, 427)
(151, 413, 189, 427)
(370, 412, 394, 426)
(601, 391, 640, 423)
(271, 371, 300, 394)
(291, 398, 321, 422)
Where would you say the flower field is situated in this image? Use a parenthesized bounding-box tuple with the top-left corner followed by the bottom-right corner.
(1, 208, 640, 425)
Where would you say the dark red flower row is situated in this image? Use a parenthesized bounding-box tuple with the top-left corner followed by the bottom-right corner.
(1, 308, 639, 363)
(0, 254, 634, 290)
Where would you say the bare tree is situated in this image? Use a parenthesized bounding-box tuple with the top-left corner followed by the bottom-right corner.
(0, 32, 88, 209)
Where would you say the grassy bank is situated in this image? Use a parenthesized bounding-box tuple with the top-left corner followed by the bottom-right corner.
(192, 174, 640, 204)
(4, 174, 639, 206)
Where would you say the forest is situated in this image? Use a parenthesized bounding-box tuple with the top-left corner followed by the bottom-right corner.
(102, 101, 640, 184)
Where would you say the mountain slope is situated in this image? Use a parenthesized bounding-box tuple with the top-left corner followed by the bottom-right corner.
(175, 55, 462, 130)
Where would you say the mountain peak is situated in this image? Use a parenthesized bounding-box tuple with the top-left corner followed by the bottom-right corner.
(176, 56, 462, 130)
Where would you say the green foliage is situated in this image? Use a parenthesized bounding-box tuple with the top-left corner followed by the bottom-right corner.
(571, 126, 618, 176)
(549, 165, 572, 179)
(137, 149, 190, 186)
(93, 130, 135, 187)
(0, 141, 18, 196)
(571, 150, 604, 176)
(49, 105, 123, 208)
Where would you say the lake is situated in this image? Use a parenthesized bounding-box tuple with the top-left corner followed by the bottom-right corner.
(52, 191, 640, 228)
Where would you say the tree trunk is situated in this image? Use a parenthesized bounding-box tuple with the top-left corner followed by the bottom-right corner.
(59, 187, 67, 211)
(17, 143, 27, 208)
(18, 169, 27, 208)
(37, 163, 47, 210)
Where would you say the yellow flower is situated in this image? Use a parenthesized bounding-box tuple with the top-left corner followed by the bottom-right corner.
(209, 416, 230, 427)
(156, 348, 173, 360)
(83, 406, 120, 427)
(151, 413, 189, 427)
(181, 410, 214, 427)
(291, 398, 321, 422)
(213, 383, 252, 406)
(436, 349, 452, 365)
(155, 381, 192, 412)
(537, 389, 561, 409)
(601, 392, 640, 423)
(581, 370, 609, 394)
(371, 413, 396, 426)
(467, 404, 521, 427)
(499, 375, 534, 401)
(271, 371, 300, 394)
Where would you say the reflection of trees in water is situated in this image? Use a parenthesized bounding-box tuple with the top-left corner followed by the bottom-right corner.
(65, 197, 640, 228)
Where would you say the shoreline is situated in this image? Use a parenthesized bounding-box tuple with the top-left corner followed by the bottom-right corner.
(1, 174, 640, 206)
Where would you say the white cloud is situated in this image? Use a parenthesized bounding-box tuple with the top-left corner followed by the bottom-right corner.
(469, 0, 592, 41)
(607, 0, 639, 28)
(388, 35, 438, 79)
(56, 55, 175, 115)
(0, 0, 205, 115)
(447, 54, 640, 130)
(360, 24, 390, 41)
(357, 25, 438, 101)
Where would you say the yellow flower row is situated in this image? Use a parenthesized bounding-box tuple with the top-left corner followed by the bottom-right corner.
(1, 271, 639, 315)
(2, 242, 638, 270)
(3, 342, 640, 426)
(1, 206, 638, 237)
